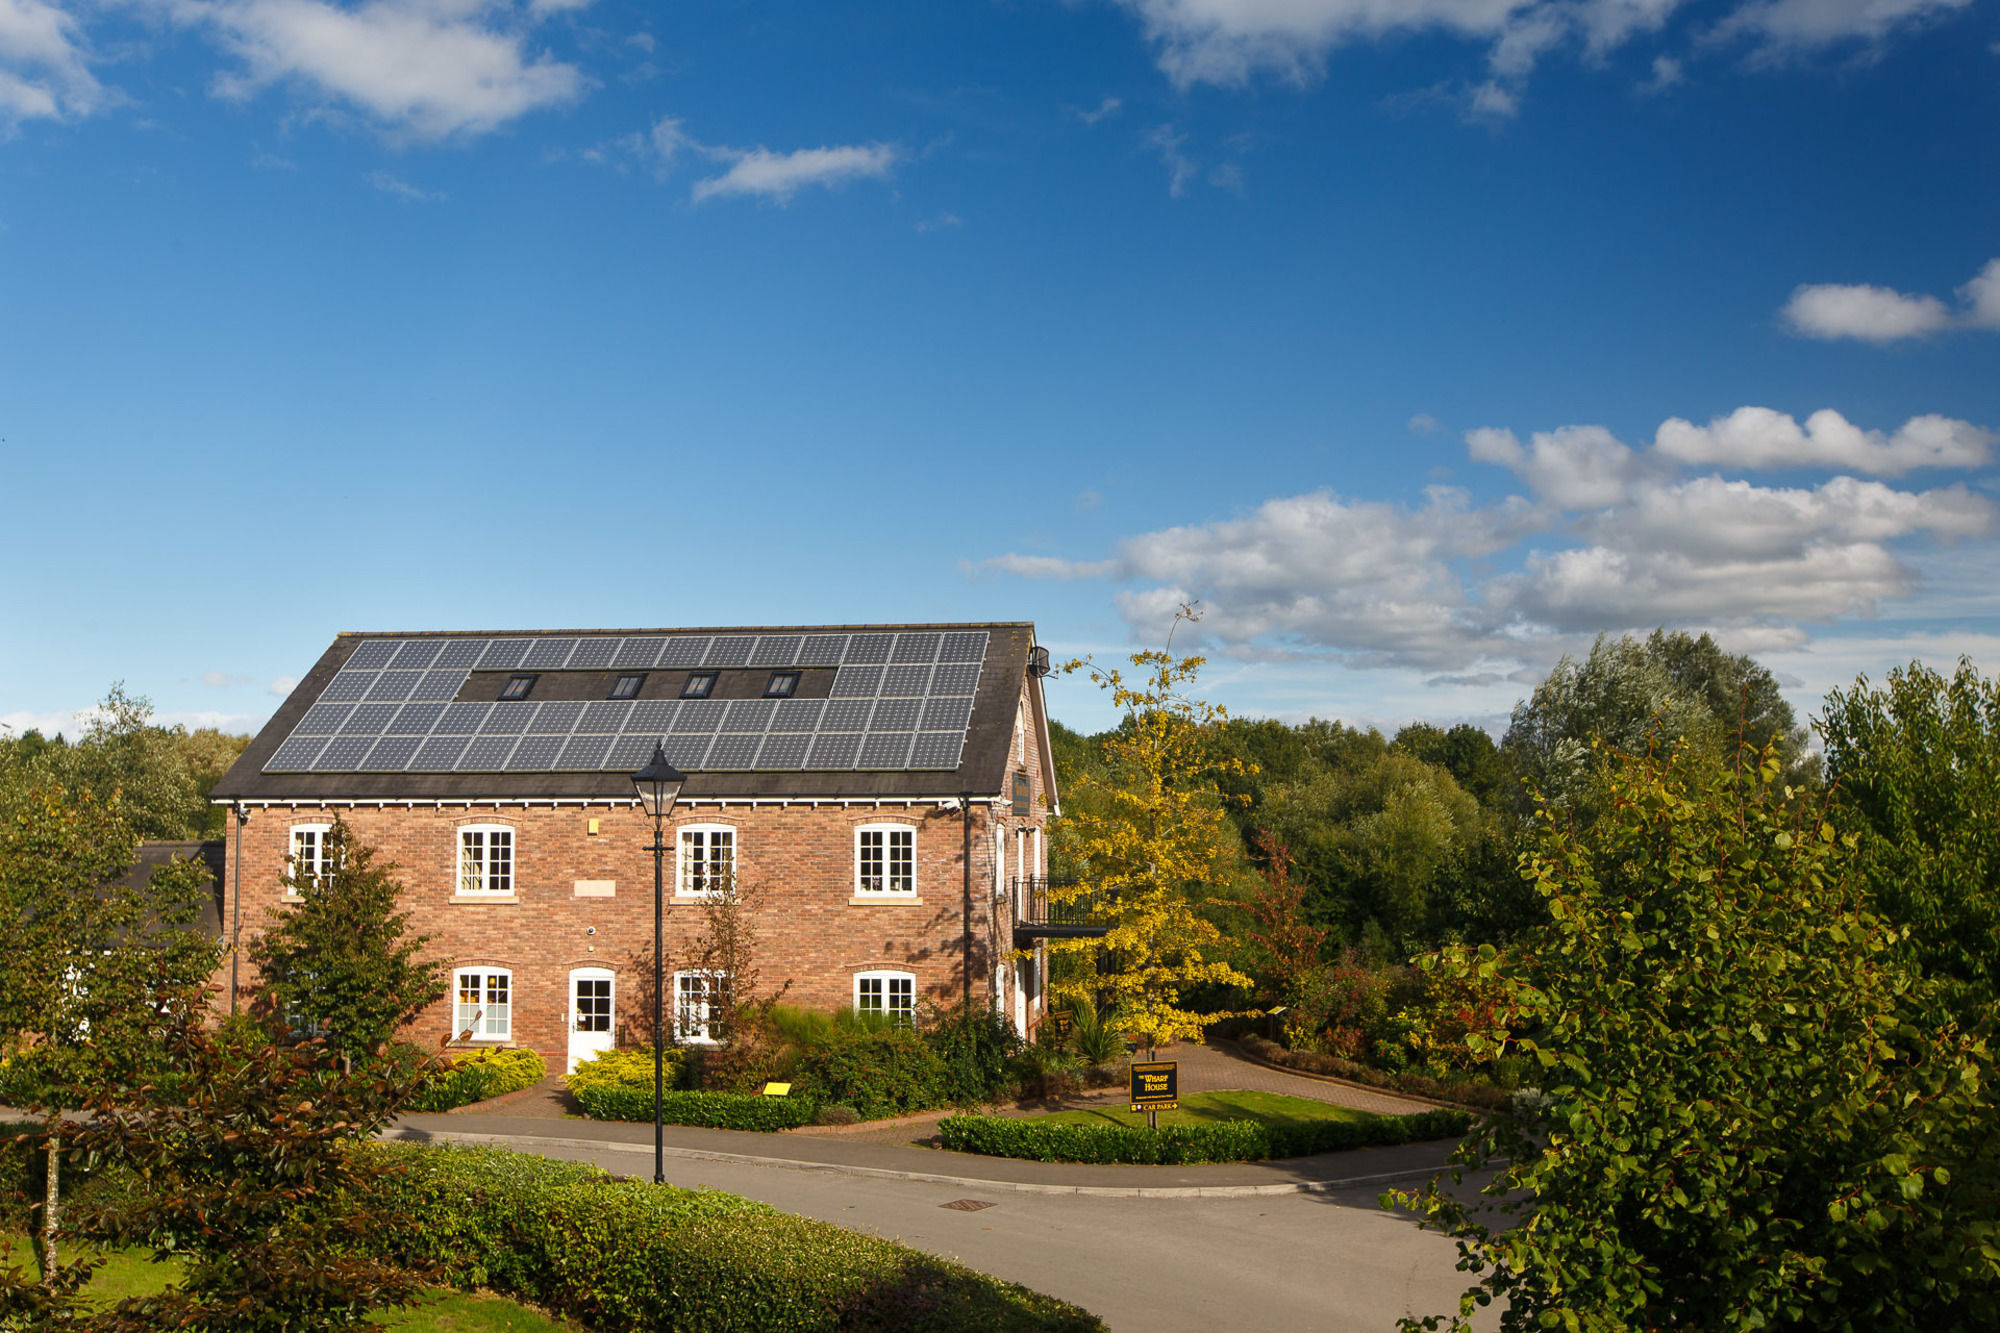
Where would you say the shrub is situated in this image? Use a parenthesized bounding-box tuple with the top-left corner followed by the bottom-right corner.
(936, 1108, 1472, 1165)
(1065, 999, 1127, 1067)
(365, 1143, 1103, 1331)
(571, 1084, 816, 1131)
(923, 1005, 1024, 1105)
(793, 1028, 948, 1120)
(407, 1046, 547, 1113)
(567, 1046, 689, 1096)
(1235, 1032, 1512, 1113)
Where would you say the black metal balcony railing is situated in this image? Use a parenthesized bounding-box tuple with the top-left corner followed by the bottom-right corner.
(1012, 876, 1110, 946)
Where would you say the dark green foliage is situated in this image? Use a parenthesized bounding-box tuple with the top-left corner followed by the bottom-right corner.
(1391, 723, 1513, 809)
(365, 1143, 1104, 1331)
(1820, 659, 2000, 1019)
(248, 818, 449, 1065)
(924, 1005, 1026, 1104)
(1234, 1033, 1513, 1111)
(405, 1046, 547, 1113)
(792, 1027, 949, 1120)
(937, 1109, 1470, 1164)
(570, 1084, 817, 1130)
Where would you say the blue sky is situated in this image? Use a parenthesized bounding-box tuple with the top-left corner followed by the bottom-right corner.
(2, 0, 1996, 741)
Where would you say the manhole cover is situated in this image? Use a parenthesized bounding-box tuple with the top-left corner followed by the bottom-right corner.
(940, 1198, 996, 1212)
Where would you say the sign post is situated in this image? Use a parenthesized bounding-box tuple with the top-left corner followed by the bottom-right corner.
(1129, 1060, 1178, 1129)
(1047, 1009, 1075, 1042)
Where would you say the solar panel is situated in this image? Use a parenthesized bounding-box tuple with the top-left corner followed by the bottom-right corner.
(672, 701, 725, 733)
(871, 698, 922, 731)
(721, 699, 776, 732)
(411, 670, 467, 701)
(754, 733, 811, 768)
(386, 701, 445, 734)
(703, 636, 754, 667)
(411, 737, 468, 770)
(433, 640, 487, 670)
(939, 632, 987, 662)
(365, 672, 420, 702)
(266, 736, 328, 770)
(770, 698, 825, 732)
(579, 701, 634, 733)
(389, 640, 444, 670)
(557, 735, 613, 769)
(612, 637, 667, 669)
(910, 732, 965, 769)
(523, 638, 577, 669)
(317, 736, 375, 771)
(456, 736, 518, 771)
(346, 641, 399, 669)
(365, 736, 421, 770)
(529, 700, 584, 734)
(806, 733, 862, 769)
(605, 734, 659, 769)
(436, 702, 491, 734)
(341, 703, 401, 734)
(844, 633, 893, 664)
(661, 637, 709, 668)
(477, 640, 531, 669)
(831, 666, 882, 697)
(295, 703, 353, 734)
(320, 672, 375, 702)
(881, 665, 932, 696)
(932, 663, 980, 695)
(859, 733, 914, 769)
(748, 635, 802, 666)
(568, 638, 618, 669)
(822, 698, 874, 732)
(707, 734, 762, 769)
(506, 735, 565, 770)
(892, 633, 941, 663)
(920, 697, 973, 731)
(627, 700, 677, 733)
(480, 703, 537, 734)
(662, 735, 712, 769)
(798, 635, 847, 666)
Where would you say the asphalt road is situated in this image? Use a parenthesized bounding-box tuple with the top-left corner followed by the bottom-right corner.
(511, 1136, 1492, 1333)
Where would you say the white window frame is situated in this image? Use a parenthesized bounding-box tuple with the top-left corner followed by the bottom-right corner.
(454, 967, 512, 1042)
(673, 968, 727, 1044)
(854, 969, 917, 1026)
(458, 824, 515, 897)
(854, 823, 917, 896)
(288, 823, 332, 895)
(676, 824, 735, 899)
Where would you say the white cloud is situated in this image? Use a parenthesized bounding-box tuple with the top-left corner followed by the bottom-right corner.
(1076, 94, 1123, 124)
(268, 675, 299, 695)
(202, 670, 256, 688)
(1467, 422, 1652, 508)
(1716, 0, 1971, 51)
(914, 211, 963, 232)
(1110, 0, 1530, 87)
(691, 141, 896, 204)
(1408, 413, 1443, 434)
(1144, 123, 1196, 197)
(1654, 407, 1994, 476)
(188, 0, 586, 140)
(0, 0, 102, 124)
(367, 168, 445, 200)
(1638, 53, 1683, 92)
(1780, 256, 2000, 343)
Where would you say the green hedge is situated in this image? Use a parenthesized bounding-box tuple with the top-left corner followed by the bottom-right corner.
(572, 1084, 816, 1131)
(567, 1046, 688, 1096)
(793, 1028, 948, 1121)
(935, 1108, 1473, 1165)
(367, 1143, 1101, 1331)
(1234, 1033, 1513, 1112)
(407, 1047, 548, 1113)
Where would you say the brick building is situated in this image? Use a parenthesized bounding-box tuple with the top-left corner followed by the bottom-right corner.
(208, 623, 1059, 1071)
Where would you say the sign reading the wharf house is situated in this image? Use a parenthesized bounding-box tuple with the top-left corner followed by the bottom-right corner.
(1047, 1009, 1075, 1040)
(1129, 1060, 1178, 1112)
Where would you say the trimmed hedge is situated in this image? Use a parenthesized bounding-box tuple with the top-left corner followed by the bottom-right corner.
(367, 1143, 1102, 1331)
(935, 1108, 1473, 1165)
(567, 1046, 689, 1097)
(1234, 1033, 1513, 1113)
(408, 1046, 548, 1113)
(572, 1085, 816, 1131)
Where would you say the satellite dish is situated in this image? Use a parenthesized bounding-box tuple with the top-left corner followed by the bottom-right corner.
(1027, 645, 1051, 678)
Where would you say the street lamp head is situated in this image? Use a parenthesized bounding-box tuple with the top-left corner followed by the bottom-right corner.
(631, 743, 687, 819)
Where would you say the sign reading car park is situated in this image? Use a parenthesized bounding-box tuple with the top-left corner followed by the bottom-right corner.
(1129, 1060, 1178, 1112)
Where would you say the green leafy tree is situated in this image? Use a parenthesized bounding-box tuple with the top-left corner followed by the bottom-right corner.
(0, 782, 139, 1047)
(1820, 658, 2000, 1018)
(1392, 722, 1513, 809)
(1393, 742, 2000, 1331)
(248, 819, 448, 1064)
(1050, 612, 1255, 1052)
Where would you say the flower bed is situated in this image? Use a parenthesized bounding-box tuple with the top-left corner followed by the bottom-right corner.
(936, 1107, 1472, 1165)
(570, 1084, 815, 1131)
(1233, 1033, 1512, 1112)
(407, 1047, 547, 1113)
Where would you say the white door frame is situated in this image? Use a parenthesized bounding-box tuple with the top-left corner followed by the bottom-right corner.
(567, 966, 616, 1074)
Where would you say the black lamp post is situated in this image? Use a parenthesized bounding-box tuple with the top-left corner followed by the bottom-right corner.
(631, 742, 686, 1185)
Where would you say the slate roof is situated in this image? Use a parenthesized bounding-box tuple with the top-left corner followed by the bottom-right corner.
(210, 623, 1046, 804)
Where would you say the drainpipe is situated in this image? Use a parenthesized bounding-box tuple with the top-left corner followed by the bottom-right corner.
(230, 804, 247, 1016)
(961, 791, 973, 1019)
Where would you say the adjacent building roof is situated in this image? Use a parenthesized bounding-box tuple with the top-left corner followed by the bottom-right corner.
(210, 623, 1052, 805)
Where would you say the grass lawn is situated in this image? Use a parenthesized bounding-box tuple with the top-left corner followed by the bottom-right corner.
(1026, 1089, 1378, 1130)
(2, 1237, 581, 1331)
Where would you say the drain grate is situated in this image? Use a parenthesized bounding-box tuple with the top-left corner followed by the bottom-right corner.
(939, 1198, 996, 1212)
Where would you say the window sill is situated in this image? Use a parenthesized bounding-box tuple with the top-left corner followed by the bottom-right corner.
(672, 893, 727, 903)
(850, 895, 923, 907)
(450, 893, 519, 905)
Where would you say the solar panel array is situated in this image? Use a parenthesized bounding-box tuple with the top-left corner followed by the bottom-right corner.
(263, 631, 990, 775)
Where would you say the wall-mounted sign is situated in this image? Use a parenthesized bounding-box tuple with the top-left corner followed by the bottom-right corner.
(1129, 1060, 1178, 1112)
(1012, 771, 1031, 816)
(1047, 1009, 1075, 1040)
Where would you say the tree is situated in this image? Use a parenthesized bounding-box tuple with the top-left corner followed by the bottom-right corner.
(1393, 742, 2000, 1331)
(248, 819, 448, 1065)
(1391, 722, 1512, 809)
(1819, 658, 2000, 1018)
(1049, 610, 1255, 1052)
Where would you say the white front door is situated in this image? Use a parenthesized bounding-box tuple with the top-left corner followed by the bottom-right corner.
(567, 967, 615, 1074)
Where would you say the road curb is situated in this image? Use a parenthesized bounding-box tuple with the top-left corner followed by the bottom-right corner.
(385, 1127, 1447, 1198)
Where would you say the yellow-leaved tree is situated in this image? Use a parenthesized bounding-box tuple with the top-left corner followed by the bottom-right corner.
(1049, 610, 1255, 1055)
